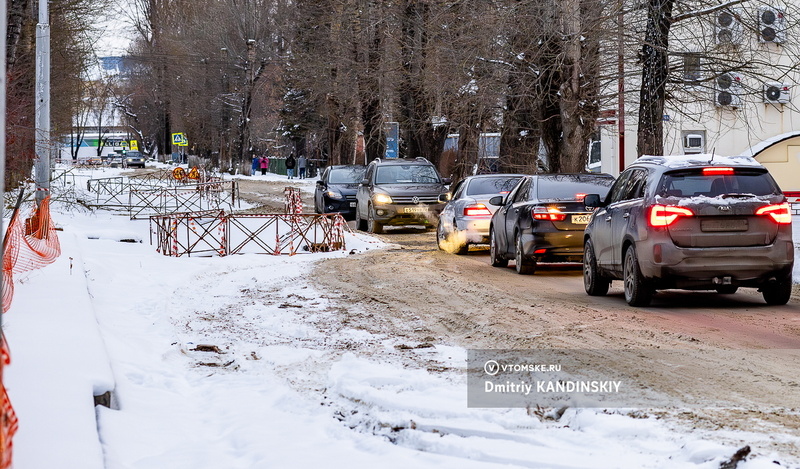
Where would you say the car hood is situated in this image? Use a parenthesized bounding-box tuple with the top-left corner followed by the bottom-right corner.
(327, 183, 360, 195)
(375, 184, 446, 195)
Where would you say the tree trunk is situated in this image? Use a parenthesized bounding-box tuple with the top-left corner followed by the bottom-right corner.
(637, 0, 674, 157)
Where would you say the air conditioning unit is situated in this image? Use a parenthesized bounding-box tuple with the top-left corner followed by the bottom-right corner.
(715, 9, 743, 45)
(759, 7, 787, 43)
(715, 72, 742, 107)
(764, 83, 791, 104)
(683, 134, 705, 154)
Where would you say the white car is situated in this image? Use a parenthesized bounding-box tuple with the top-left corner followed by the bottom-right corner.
(436, 174, 524, 254)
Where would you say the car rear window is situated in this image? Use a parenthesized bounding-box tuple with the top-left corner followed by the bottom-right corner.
(466, 177, 522, 196)
(375, 165, 440, 184)
(657, 168, 781, 197)
(536, 175, 614, 200)
(329, 167, 366, 184)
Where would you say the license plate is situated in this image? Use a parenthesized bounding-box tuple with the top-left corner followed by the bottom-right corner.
(701, 219, 748, 232)
(349, 202, 356, 207)
(571, 214, 591, 224)
(404, 207, 429, 214)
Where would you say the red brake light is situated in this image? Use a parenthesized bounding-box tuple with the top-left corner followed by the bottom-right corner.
(463, 204, 492, 217)
(575, 193, 587, 201)
(532, 207, 567, 221)
(702, 167, 735, 176)
(649, 204, 694, 227)
(756, 203, 792, 224)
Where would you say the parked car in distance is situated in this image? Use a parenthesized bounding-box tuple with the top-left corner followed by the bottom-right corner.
(123, 151, 146, 168)
(582, 154, 794, 306)
(437, 174, 524, 254)
(488, 173, 615, 274)
(314, 165, 367, 220)
(355, 157, 451, 234)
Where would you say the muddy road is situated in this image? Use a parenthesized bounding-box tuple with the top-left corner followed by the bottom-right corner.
(240, 177, 800, 448)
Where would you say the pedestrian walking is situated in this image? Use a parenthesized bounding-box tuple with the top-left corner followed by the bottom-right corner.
(260, 156, 269, 176)
(251, 155, 260, 176)
(298, 155, 307, 179)
(285, 154, 296, 179)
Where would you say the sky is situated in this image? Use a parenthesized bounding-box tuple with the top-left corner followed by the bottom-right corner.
(3, 164, 799, 469)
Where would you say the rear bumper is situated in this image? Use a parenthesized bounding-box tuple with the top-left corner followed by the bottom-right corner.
(639, 240, 794, 288)
(456, 218, 491, 243)
(521, 230, 585, 260)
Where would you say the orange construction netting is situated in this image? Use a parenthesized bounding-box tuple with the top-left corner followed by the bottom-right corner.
(1, 195, 61, 469)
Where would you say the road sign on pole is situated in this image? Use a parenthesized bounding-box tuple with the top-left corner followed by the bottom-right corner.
(172, 133, 188, 146)
(385, 122, 399, 158)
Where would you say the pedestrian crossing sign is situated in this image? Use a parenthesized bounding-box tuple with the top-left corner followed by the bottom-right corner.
(172, 133, 188, 146)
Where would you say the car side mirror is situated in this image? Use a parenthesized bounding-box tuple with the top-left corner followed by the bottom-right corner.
(583, 194, 603, 208)
(361, 178, 369, 185)
(441, 177, 452, 185)
(438, 193, 451, 203)
(316, 180, 324, 186)
(489, 195, 505, 206)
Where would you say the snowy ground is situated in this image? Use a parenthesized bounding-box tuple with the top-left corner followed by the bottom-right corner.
(3, 165, 799, 468)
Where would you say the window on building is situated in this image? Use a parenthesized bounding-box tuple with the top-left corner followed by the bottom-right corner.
(683, 54, 702, 83)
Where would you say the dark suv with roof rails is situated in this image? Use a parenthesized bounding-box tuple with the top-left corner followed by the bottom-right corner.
(355, 157, 451, 233)
(582, 154, 794, 306)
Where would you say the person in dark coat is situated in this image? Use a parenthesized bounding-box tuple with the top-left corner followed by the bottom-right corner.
(251, 155, 260, 176)
(285, 154, 296, 179)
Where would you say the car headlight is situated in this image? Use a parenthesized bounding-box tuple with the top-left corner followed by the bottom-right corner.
(373, 193, 393, 204)
(438, 192, 452, 203)
(324, 190, 344, 200)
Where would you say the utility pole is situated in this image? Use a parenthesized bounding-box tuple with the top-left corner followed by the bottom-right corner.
(1, 0, 7, 343)
(35, 0, 51, 206)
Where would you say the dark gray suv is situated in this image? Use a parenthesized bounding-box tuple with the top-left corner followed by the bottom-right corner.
(583, 155, 794, 306)
(355, 158, 450, 233)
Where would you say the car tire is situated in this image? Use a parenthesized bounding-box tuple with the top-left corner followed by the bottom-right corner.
(367, 205, 383, 234)
(715, 286, 738, 295)
(623, 246, 653, 306)
(489, 226, 508, 267)
(356, 204, 368, 231)
(515, 232, 536, 275)
(762, 276, 792, 305)
(584, 239, 610, 296)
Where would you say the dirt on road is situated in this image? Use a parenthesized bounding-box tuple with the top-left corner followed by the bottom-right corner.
(312, 227, 800, 450)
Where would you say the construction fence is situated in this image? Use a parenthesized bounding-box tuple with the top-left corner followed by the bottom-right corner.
(85, 175, 239, 220)
(1, 196, 62, 468)
(150, 211, 347, 257)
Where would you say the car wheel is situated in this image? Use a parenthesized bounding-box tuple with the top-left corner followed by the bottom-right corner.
(584, 239, 610, 296)
(515, 232, 536, 275)
(623, 246, 653, 306)
(715, 285, 738, 295)
(489, 226, 508, 267)
(762, 276, 792, 305)
(367, 205, 383, 234)
(356, 204, 368, 231)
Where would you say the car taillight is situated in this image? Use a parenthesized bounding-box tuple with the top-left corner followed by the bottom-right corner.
(463, 204, 492, 217)
(649, 204, 694, 227)
(755, 203, 792, 224)
(532, 207, 567, 221)
(702, 167, 735, 175)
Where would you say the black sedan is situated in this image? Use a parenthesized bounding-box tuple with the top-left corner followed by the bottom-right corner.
(314, 165, 367, 220)
(488, 173, 615, 274)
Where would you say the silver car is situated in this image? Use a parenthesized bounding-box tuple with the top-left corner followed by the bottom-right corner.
(437, 174, 524, 254)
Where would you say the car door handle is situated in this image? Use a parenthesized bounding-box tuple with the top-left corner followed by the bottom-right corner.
(623, 213, 630, 219)
(605, 216, 612, 222)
